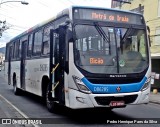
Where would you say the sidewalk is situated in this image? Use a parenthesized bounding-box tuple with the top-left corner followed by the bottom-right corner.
(0, 91, 159, 126)
(149, 92, 160, 105)
(0, 94, 34, 127)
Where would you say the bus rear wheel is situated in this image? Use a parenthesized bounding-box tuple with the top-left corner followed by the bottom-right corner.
(13, 76, 21, 95)
(46, 85, 58, 113)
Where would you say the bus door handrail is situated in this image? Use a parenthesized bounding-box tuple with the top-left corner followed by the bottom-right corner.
(51, 63, 59, 74)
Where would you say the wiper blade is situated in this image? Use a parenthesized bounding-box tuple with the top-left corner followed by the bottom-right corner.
(94, 22, 111, 54)
(121, 27, 132, 42)
(94, 22, 109, 42)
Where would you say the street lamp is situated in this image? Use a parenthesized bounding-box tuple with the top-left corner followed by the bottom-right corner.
(21, 1, 28, 5)
(0, 0, 29, 5)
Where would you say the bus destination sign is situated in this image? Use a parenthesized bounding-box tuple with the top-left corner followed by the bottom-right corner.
(73, 8, 144, 25)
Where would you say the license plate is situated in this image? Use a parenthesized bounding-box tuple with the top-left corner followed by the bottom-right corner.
(109, 101, 125, 107)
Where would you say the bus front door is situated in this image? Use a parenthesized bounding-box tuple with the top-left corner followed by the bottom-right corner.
(20, 40, 27, 90)
(50, 27, 66, 104)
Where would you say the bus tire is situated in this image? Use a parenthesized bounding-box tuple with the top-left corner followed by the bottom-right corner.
(46, 85, 57, 113)
(13, 75, 21, 95)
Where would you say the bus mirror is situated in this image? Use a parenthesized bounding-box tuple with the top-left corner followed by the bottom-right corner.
(148, 35, 151, 47)
(147, 26, 151, 47)
(65, 18, 72, 25)
(67, 29, 73, 42)
(147, 26, 150, 33)
(58, 18, 72, 28)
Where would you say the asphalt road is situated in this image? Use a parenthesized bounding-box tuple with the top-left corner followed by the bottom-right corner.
(0, 71, 160, 127)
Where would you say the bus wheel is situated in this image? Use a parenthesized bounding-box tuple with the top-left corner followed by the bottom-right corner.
(46, 85, 56, 113)
(13, 76, 21, 95)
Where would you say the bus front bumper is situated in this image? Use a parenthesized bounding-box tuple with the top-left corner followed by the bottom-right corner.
(68, 88, 150, 109)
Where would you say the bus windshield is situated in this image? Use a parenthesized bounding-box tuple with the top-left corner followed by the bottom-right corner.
(74, 24, 149, 74)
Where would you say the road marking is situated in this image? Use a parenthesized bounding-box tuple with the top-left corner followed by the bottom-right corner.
(0, 94, 40, 127)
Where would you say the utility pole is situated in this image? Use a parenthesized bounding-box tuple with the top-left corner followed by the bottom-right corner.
(112, 0, 131, 9)
(0, 0, 29, 38)
(0, 21, 9, 38)
(139, 4, 142, 13)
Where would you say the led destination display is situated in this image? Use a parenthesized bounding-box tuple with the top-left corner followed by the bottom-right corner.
(73, 8, 144, 25)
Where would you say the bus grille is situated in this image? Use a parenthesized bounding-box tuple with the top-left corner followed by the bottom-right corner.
(94, 94, 138, 106)
(87, 77, 143, 84)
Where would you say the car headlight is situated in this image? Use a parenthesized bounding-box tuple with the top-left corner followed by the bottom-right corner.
(141, 77, 151, 91)
(72, 76, 91, 94)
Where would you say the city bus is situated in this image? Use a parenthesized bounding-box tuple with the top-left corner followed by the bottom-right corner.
(4, 6, 151, 112)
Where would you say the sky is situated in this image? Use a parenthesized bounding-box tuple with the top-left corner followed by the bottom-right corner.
(0, 0, 111, 48)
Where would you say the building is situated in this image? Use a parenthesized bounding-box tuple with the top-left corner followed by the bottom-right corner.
(0, 53, 5, 71)
(111, 0, 160, 89)
(0, 53, 4, 64)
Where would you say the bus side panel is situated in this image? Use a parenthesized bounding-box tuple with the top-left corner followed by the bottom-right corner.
(66, 43, 88, 108)
(4, 61, 8, 83)
(64, 72, 69, 107)
(25, 58, 49, 96)
(4, 61, 21, 88)
(11, 61, 21, 88)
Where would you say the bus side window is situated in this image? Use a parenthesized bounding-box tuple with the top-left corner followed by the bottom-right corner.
(5, 44, 9, 61)
(14, 40, 20, 59)
(9, 45, 13, 60)
(27, 34, 33, 57)
(42, 41, 50, 55)
(19, 41, 22, 58)
(12, 42, 15, 60)
(42, 26, 51, 55)
(33, 30, 43, 56)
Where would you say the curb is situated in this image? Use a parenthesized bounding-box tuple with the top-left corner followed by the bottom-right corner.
(0, 94, 39, 127)
(149, 101, 160, 105)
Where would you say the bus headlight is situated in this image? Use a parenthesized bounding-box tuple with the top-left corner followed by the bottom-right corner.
(141, 77, 151, 91)
(72, 76, 91, 94)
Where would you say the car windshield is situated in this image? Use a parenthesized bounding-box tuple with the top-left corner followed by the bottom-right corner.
(74, 24, 149, 74)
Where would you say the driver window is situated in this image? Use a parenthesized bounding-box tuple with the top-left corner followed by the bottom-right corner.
(139, 34, 147, 58)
